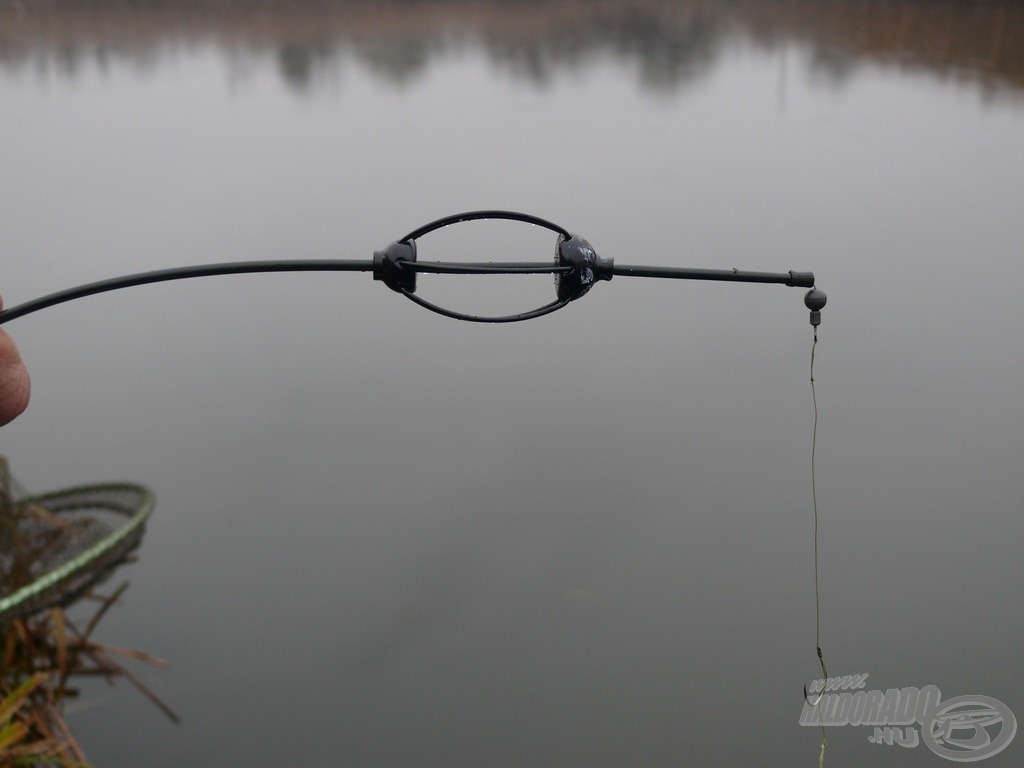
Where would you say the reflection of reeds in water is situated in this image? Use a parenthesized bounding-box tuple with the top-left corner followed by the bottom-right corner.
(0, 460, 175, 766)
(0, 0, 1021, 95)
(738, 0, 1024, 96)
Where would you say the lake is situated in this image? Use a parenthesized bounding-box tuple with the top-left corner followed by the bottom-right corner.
(1, 0, 1023, 765)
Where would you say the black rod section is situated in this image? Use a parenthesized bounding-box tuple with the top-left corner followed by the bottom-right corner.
(0, 260, 373, 326)
(613, 265, 814, 287)
(407, 261, 571, 275)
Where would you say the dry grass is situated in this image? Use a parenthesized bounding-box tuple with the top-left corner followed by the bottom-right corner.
(1, 583, 178, 768)
(1, 459, 174, 767)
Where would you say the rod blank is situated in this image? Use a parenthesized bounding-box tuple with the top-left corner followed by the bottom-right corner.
(0, 211, 816, 326)
(613, 265, 814, 287)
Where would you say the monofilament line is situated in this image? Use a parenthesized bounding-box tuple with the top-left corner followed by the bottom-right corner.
(811, 325, 829, 768)
(811, 327, 822, 652)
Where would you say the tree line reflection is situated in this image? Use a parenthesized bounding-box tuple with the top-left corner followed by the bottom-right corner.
(0, 0, 1021, 97)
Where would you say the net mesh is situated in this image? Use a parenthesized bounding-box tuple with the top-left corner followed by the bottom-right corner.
(0, 460, 154, 625)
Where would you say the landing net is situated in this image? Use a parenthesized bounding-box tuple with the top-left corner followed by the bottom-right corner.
(0, 459, 154, 625)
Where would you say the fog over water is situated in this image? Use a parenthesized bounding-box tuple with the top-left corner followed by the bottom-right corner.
(1, 1, 1023, 765)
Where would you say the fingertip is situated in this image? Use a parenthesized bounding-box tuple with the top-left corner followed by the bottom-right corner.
(0, 329, 31, 427)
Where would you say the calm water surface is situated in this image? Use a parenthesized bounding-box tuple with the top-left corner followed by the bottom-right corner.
(2, 1, 1023, 765)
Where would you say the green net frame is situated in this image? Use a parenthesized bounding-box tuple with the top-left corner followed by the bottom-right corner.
(0, 482, 154, 625)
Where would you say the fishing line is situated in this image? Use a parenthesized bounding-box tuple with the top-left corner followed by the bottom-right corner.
(803, 288, 829, 767)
